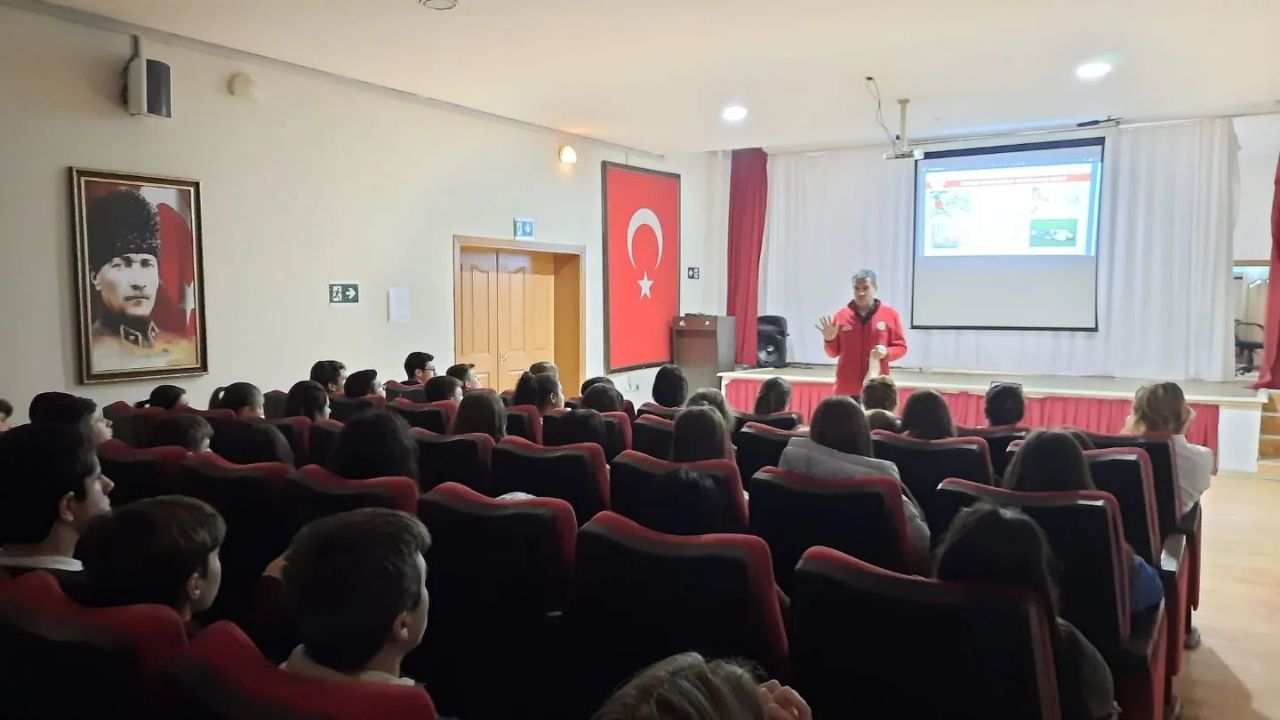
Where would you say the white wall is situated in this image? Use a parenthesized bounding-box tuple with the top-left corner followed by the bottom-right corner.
(0, 6, 724, 422)
(1233, 113, 1280, 261)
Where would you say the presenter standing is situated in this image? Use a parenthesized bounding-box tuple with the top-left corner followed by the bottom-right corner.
(816, 269, 907, 398)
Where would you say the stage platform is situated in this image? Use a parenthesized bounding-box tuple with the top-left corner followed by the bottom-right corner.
(720, 365, 1268, 473)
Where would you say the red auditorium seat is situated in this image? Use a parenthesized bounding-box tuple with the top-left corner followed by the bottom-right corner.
(412, 483, 577, 719)
(96, 439, 186, 506)
(384, 380, 428, 403)
(936, 480, 1168, 720)
(170, 621, 438, 719)
(267, 416, 311, 465)
(491, 437, 608, 524)
(504, 404, 544, 443)
(540, 407, 571, 444)
(563, 395, 582, 410)
(730, 410, 803, 434)
(956, 425, 1028, 481)
(749, 467, 914, 590)
(291, 465, 419, 514)
(388, 397, 457, 434)
(307, 418, 343, 469)
(871, 431, 993, 537)
(608, 451, 748, 534)
(632, 413, 675, 459)
(0, 570, 188, 719)
(789, 547, 1063, 719)
(568, 511, 788, 716)
(262, 389, 288, 420)
(410, 428, 493, 494)
(636, 401, 679, 421)
(499, 389, 515, 407)
(101, 400, 167, 447)
(733, 421, 806, 489)
(327, 393, 385, 423)
(601, 411, 632, 460)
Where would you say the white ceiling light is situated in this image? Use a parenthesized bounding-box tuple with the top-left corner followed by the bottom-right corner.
(1075, 61, 1113, 80)
(721, 105, 748, 123)
(418, 0, 457, 9)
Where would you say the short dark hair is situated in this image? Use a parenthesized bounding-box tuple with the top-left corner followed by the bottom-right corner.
(529, 361, 558, 377)
(424, 376, 463, 403)
(861, 376, 898, 412)
(283, 509, 431, 672)
(1002, 429, 1095, 493)
(445, 363, 474, 384)
(135, 384, 186, 410)
(146, 413, 213, 453)
(343, 369, 379, 398)
(80, 495, 225, 609)
(809, 396, 873, 457)
(331, 411, 417, 480)
(212, 421, 294, 466)
(403, 352, 434, 381)
(752, 377, 791, 415)
(285, 380, 329, 422)
(582, 383, 624, 414)
(900, 389, 956, 440)
(453, 391, 506, 440)
(513, 372, 561, 413)
(87, 189, 160, 273)
(309, 360, 346, 390)
(671, 406, 728, 463)
(865, 408, 902, 434)
(0, 424, 99, 544)
(209, 382, 263, 415)
(29, 392, 96, 425)
(0, 399, 13, 419)
(580, 376, 615, 396)
(985, 382, 1026, 427)
(852, 269, 878, 286)
(652, 365, 688, 408)
(635, 469, 725, 536)
(593, 652, 765, 720)
(558, 409, 607, 448)
(935, 503, 1061, 618)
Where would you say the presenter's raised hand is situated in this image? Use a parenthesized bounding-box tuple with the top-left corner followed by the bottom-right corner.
(816, 316, 839, 342)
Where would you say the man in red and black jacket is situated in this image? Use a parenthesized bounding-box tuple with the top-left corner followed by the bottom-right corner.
(817, 269, 908, 398)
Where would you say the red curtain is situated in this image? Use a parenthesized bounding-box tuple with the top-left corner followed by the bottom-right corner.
(726, 148, 769, 366)
(1251, 153, 1280, 388)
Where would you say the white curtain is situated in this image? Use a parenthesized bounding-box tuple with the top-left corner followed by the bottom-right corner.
(760, 119, 1238, 381)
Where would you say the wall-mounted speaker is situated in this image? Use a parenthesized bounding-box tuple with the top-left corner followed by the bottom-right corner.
(125, 56, 172, 118)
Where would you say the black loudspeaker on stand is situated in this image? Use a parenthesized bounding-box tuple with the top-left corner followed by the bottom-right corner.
(757, 315, 788, 368)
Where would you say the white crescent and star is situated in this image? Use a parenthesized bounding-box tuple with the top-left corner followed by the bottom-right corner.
(626, 208, 663, 299)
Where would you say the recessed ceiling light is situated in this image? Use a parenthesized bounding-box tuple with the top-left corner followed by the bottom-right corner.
(722, 105, 748, 123)
(1075, 61, 1113, 80)
(419, 0, 457, 9)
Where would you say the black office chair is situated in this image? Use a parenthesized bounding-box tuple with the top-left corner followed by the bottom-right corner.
(757, 315, 788, 369)
(1235, 320, 1264, 375)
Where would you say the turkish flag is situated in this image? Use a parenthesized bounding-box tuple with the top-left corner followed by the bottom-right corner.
(603, 163, 681, 371)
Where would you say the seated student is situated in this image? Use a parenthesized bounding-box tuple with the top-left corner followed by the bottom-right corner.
(529, 360, 558, 378)
(778, 395, 930, 571)
(512, 371, 564, 416)
(581, 375, 616, 396)
(424, 376, 464, 404)
(0, 398, 12, 433)
(936, 504, 1118, 720)
(1002, 429, 1164, 616)
(582, 382, 625, 414)
(330, 411, 418, 480)
(146, 413, 213, 454)
(985, 382, 1026, 427)
(0, 423, 114, 590)
(453, 390, 507, 441)
(446, 363, 480, 391)
(900, 389, 956, 440)
(593, 651, 810, 720)
(685, 388, 735, 432)
(310, 360, 348, 394)
(1122, 382, 1212, 515)
(135, 384, 187, 410)
(652, 364, 689, 409)
(209, 382, 267, 419)
(671, 406, 730, 463)
(214, 422, 295, 466)
(558, 408, 608, 448)
(280, 509, 433, 689)
(752, 377, 792, 416)
(402, 352, 436, 386)
(862, 377, 902, 433)
(286, 380, 330, 422)
(633, 468, 725, 536)
(344, 369, 385, 399)
(29, 391, 114, 445)
(78, 496, 224, 634)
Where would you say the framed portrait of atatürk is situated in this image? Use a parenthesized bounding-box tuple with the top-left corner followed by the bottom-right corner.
(71, 168, 207, 383)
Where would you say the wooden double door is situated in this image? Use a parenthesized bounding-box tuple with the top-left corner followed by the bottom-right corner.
(455, 249, 557, 390)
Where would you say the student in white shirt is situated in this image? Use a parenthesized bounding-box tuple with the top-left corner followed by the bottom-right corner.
(1122, 382, 1212, 515)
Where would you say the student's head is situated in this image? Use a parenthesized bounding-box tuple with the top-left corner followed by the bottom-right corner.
(592, 652, 765, 720)
(146, 413, 213, 453)
(529, 361, 558, 378)
(752, 377, 792, 416)
(88, 189, 161, 324)
(209, 382, 265, 419)
(641, 469, 725, 535)
(581, 376, 615, 397)
(1002, 429, 1095, 493)
(935, 503, 1060, 617)
(685, 388, 734, 431)
(283, 509, 432, 673)
(671, 406, 729, 463)
(0, 399, 12, 429)
(900, 389, 956, 440)
(852, 268, 878, 311)
(424, 376, 464, 403)
(309, 360, 347, 393)
(344, 369, 382, 399)
(135, 384, 187, 410)
(513, 371, 563, 415)
(1130, 382, 1192, 434)
(79, 496, 225, 618)
(0, 423, 113, 547)
(558, 409, 607, 448)
(985, 382, 1026, 427)
(286, 380, 330, 422)
(865, 408, 903, 434)
(216, 422, 295, 466)
(453, 391, 507, 440)
(331, 411, 418, 480)
(652, 364, 689, 408)
(861, 376, 898, 413)
(808, 396, 873, 457)
(446, 363, 479, 390)
(582, 383, 624, 414)
(28, 392, 113, 445)
(403, 352, 435, 384)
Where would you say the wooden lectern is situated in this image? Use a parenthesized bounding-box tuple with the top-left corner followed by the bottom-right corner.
(672, 315, 736, 391)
